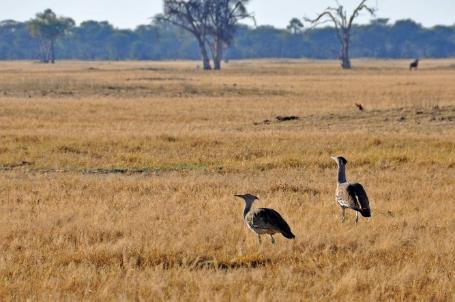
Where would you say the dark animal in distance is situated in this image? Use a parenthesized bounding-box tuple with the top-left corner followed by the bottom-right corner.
(409, 59, 419, 70)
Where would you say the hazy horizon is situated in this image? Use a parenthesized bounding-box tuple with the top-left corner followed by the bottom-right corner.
(1, 0, 454, 30)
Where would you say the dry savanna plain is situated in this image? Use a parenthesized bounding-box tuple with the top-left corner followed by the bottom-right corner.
(0, 59, 454, 301)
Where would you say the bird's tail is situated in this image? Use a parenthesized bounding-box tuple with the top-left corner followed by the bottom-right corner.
(351, 207, 371, 217)
(282, 230, 295, 239)
(360, 208, 371, 217)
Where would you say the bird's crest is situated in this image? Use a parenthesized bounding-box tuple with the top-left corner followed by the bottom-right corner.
(331, 156, 348, 165)
(234, 193, 258, 201)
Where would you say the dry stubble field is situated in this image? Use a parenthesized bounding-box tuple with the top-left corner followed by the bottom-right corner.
(0, 59, 454, 301)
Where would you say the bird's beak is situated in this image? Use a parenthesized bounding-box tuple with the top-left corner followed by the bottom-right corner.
(330, 156, 337, 161)
(234, 194, 243, 198)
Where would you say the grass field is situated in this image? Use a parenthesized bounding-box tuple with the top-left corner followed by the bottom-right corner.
(0, 59, 454, 301)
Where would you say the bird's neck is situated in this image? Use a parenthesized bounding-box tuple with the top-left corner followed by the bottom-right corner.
(243, 201, 254, 218)
(337, 163, 347, 183)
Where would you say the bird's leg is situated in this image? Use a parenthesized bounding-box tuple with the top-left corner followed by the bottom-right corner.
(257, 234, 262, 244)
(340, 207, 345, 223)
(355, 211, 359, 224)
(270, 235, 275, 244)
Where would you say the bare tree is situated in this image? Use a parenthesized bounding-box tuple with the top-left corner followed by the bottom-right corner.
(28, 9, 74, 63)
(157, 0, 212, 70)
(158, 0, 252, 70)
(305, 0, 376, 69)
(206, 0, 253, 70)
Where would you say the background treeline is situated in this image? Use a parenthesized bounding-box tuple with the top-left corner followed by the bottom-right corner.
(1, 18, 454, 60)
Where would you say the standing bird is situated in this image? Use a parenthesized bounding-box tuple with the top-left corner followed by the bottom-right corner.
(331, 156, 371, 223)
(234, 194, 295, 243)
(355, 103, 364, 111)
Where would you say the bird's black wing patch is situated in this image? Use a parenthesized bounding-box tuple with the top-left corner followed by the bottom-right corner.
(258, 208, 294, 237)
(347, 183, 371, 217)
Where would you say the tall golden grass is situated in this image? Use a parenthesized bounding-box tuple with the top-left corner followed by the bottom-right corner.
(0, 59, 454, 301)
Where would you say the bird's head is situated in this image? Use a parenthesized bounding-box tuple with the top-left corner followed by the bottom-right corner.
(234, 194, 258, 203)
(331, 156, 348, 166)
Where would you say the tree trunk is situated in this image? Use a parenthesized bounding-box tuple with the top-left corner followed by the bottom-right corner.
(213, 37, 223, 70)
(197, 37, 211, 70)
(340, 33, 351, 69)
(40, 41, 49, 63)
(50, 40, 55, 64)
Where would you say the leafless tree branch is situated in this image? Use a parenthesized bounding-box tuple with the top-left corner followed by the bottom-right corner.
(304, 0, 376, 69)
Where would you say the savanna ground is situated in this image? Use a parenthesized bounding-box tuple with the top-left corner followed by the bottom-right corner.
(0, 59, 454, 301)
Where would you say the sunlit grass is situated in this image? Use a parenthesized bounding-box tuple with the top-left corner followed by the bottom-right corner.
(0, 59, 454, 301)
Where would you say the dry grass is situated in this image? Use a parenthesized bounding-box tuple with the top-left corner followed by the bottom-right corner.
(0, 59, 454, 301)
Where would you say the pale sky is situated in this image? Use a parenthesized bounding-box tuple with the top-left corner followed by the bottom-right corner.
(1, 0, 454, 29)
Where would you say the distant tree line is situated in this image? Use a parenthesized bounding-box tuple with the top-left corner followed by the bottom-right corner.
(1, 15, 454, 62)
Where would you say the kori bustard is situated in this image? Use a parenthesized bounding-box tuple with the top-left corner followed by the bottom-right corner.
(331, 156, 371, 223)
(234, 194, 295, 243)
